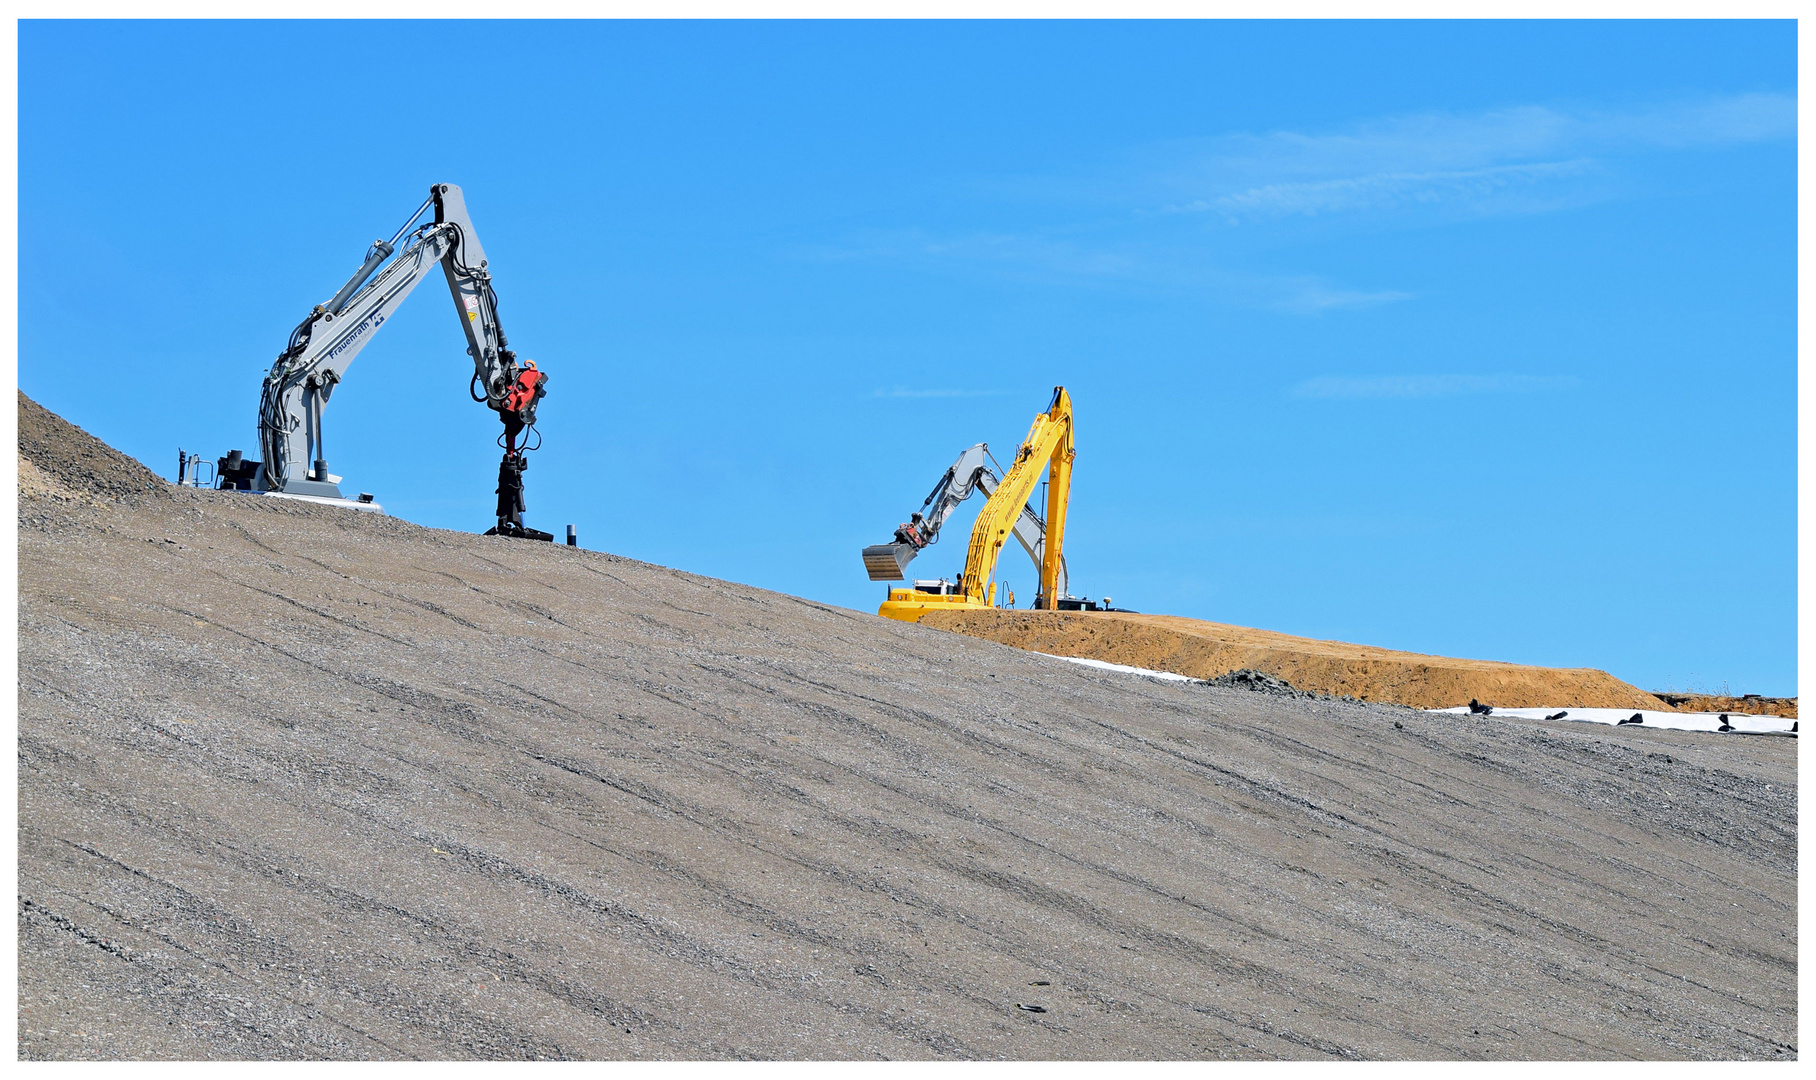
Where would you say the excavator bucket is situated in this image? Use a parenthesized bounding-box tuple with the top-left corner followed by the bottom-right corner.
(862, 542, 917, 581)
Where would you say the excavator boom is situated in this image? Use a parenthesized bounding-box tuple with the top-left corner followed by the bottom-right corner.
(962, 386, 1073, 609)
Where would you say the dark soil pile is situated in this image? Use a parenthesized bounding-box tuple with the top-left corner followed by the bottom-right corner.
(1204, 668, 1318, 699)
(18, 390, 171, 503)
(1652, 692, 1798, 720)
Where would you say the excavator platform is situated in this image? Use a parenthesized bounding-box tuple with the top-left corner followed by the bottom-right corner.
(876, 578, 1010, 622)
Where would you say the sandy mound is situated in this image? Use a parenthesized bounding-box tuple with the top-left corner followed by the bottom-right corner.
(17, 452, 67, 502)
(919, 610, 1672, 711)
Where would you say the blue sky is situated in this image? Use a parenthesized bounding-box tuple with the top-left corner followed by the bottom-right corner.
(19, 20, 1796, 695)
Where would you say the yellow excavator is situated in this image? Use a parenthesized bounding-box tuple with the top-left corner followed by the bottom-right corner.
(862, 386, 1121, 623)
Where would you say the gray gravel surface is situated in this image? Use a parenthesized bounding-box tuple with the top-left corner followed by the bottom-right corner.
(17, 399, 1797, 1060)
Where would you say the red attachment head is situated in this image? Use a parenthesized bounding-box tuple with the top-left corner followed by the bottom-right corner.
(503, 362, 546, 425)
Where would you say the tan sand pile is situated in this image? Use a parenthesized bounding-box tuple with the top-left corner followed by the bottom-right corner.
(919, 610, 1672, 711)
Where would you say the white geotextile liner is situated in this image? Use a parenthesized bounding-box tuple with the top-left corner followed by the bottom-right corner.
(1430, 705, 1795, 736)
(1043, 655, 1797, 737)
(1041, 654, 1198, 682)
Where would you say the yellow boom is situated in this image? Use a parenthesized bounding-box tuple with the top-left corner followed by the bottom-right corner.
(877, 386, 1075, 622)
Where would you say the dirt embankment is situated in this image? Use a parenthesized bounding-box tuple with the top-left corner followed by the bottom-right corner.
(920, 610, 1672, 711)
(1652, 693, 1798, 720)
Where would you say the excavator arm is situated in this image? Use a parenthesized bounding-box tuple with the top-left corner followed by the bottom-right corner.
(977, 469, 1069, 606)
(862, 441, 1067, 600)
(861, 443, 993, 579)
(960, 386, 1073, 610)
(253, 183, 549, 537)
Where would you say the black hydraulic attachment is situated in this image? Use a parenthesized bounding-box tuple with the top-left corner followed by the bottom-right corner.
(482, 360, 553, 541)
(485, 447, 553, 542)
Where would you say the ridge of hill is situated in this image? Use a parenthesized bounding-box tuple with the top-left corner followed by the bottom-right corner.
(17, 396, 1797, 1060)
(920, 610, 1673, 711)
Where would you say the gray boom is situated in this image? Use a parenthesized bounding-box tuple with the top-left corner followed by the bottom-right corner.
(861, 442, 1066, 599)
(256, 183, 523, 498)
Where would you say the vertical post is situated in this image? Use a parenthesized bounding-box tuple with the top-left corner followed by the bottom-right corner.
(1041, 388, 1073, 610)
(309, 386, 329, 482)
(566, 524, 577, 547)
(495, 427, 524, 534)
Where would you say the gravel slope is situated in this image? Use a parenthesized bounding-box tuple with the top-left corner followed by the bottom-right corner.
(17, 397, 1797, 1060)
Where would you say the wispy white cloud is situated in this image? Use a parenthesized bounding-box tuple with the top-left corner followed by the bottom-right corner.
(1183, 160, 1597, 220)
(1583, 92, 1796, 147)
(808, 229, 1138, 279)
(814, 230, 1411, 313)
(1271, 279, 1414, 314)
(1160, 93, 1793, 223)
(872, 387, 1010, 399)
(803, 93, 1790, 315)
(1293, 374, 1582, 399)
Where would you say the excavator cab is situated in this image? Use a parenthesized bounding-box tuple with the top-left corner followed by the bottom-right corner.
(911, 578, 959, 596)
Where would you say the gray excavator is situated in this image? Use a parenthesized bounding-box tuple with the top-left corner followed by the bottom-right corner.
(202, 183, 554, 540)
